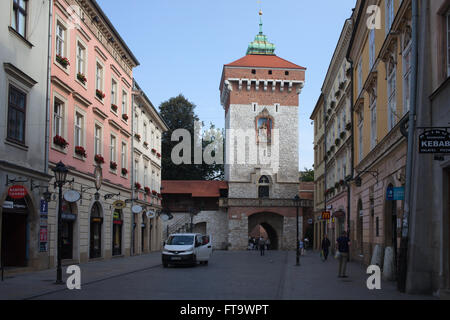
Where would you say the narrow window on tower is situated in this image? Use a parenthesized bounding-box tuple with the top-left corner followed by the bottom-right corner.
(285, 71, 289, 76)
(275, 103, 279, 113)
(268, 70, 272, 75)
(251, 69, 256, 74)
(252, 103, 257, 112)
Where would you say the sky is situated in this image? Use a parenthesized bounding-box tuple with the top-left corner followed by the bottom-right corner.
(97, 0, 356, 170)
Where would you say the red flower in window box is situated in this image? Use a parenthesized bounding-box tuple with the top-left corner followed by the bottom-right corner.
(339, 180, 345, 186)
(111, 104, 118, 112)
(53, 135, 68, 148)
(110, 161, 118, 170)
(94, 154, 105, 164)
(151, 148, 156, 153)
(143, 141, 149, 147)
(121, 168, 128, 175)
(56, 54, 70, 68)
(135, 182, 142, 190)
(134, 133, 141, 140)
(157, 193, 162, 198)
(96, 89, 106, 100)
(144, 187, 150, 195)
(77, 72, 87, 84)
(122, 114, 129, 121)
(75, 146, 87, 158)
(152, 190, 157, 196)
(156, 153, 161, 158)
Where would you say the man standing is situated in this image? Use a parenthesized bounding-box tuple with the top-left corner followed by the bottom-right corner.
(259, 237, 266, 256)
(321, 234, 331, 261)
(336, 231, 351, 278)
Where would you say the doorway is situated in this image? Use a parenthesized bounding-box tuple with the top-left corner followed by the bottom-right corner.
(61, 201, 76, 260)
(112, 209, 123, 256)
(90, 202, 103, 259)
(1, 206, 28, 267)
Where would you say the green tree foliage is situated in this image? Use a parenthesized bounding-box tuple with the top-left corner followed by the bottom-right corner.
(159, 94, 224, 181)
(300, 168, 314, 182)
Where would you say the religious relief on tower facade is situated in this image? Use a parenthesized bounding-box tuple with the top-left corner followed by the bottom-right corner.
(256, 109, 274, 144)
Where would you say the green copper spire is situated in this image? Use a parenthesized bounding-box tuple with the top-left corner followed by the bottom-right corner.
(247, 10, 276, 55)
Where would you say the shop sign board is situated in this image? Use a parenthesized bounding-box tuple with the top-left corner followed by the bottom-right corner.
(8, 185, 27, 199)
(419, 129, 450, 154)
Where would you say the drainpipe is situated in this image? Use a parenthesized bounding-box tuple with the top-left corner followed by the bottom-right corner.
(323, 95, 328, 240)
(398, 0, 418, 293)
(44, 0, 53, 175)
(131, 91, 136, 256)
(347, 58, 355, 262)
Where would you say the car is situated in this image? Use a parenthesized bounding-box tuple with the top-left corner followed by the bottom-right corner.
(162, 233, 212, 268)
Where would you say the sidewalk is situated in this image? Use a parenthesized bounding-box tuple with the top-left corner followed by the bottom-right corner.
(0, 252, 163, 300)
(282, 250, 437, 300)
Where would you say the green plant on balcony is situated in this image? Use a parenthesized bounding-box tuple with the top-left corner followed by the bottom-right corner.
(335, 138, 341, 146)
(340, 131, 346, 139)
(346, 122, 352, 131)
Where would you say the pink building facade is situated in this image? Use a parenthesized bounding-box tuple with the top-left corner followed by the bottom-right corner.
(48, 0, 139, 264)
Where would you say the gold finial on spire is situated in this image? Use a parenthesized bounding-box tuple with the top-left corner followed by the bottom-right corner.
(259, 10, 263, 16)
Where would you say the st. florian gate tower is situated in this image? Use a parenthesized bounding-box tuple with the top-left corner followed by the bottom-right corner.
(219, 11, 308, 250)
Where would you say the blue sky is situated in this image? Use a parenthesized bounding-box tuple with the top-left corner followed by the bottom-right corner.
(97, 0, 356, 170)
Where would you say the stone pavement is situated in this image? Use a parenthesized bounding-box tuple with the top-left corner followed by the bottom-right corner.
(0, 250, 438, 300)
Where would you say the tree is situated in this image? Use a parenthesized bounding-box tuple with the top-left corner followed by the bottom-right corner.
(159, 94, 224, 181)
(300, 168, 314, 182)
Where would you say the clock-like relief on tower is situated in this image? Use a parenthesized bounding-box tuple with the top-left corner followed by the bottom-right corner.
(255, 108, 274, 145)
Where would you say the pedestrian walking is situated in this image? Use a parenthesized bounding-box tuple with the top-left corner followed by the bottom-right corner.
(321, 234, 331, 261)
(259, 237, 266, 256)
(266, 238, 271, 251)
(336, 231, 351, 278)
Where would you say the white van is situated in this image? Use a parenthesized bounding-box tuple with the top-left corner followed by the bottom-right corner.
(162, 233, 212, 268)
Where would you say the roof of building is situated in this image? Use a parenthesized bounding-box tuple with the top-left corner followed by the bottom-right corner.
(225, 54, 305, 70)
(161, 181, 228, 198)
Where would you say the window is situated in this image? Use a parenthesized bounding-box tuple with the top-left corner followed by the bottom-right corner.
(96, 63, 103, 92)
(134, 112, 139, 134)
(122, 91, 128, 115)
(143, 123, 148, 142)
(53, 98, 64, 137)
(121, 142, 127, 171)
(144, 161, 148, 187)
(386, 0, 394, 34)
(285, 71, 289, 76)
(268, 70, 272, 75)
(358, 110, 364, 162)
(7, 85, 26, 143)
(357, 57, 363, 95)
(12, 0, 27, 37)
(251, 69, 256, 74)
(370, 88, 377, 149)
(447, 12, 450, 76)
(56, 22, 66, 57)
(110, 135, 116, 163)
(76, 42, 86, 76)
(111, 79, 117, 106)
(74, 112, 83, 147)
(134, 160, 139, 184)
(369, 29, 375, 69)
(387, 58, 397, 131)
(402, 29, 412, 114)
(94, 125, 102, 155)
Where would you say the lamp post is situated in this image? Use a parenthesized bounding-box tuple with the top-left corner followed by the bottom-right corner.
(52, 161, 68, 284)
(294, 195, 301, 266)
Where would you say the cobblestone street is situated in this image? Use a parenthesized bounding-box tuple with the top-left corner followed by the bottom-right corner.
(0, 250, 435, 300)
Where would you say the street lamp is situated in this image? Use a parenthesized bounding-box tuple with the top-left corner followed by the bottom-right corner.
(52, 161, 68, 284)
(294, 195, 301, 266)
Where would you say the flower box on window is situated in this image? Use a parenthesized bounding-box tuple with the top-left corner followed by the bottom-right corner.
(77, 73, 87, 84)
(135, 182, 141, 190)
(144, 187, 151, 195)
(111, 104, 118, 112)
(340, 180, 345, 186)
(330, 146, 335, 152)
(143, 141, 149, 147)
(53, 135, 68, 148)
(110, 161, 118, 170)
(346, 68, 352, 78)
(96, 89, 105, 100)
(94, 154, 105, 164)
(121, 168, 128, 175)
(122, 114, 128, 121)
(345, 122, 352, 131)
(75, 146, 87, 158)
(339, 81, 346, 90)
(134, 133, 141, 140)
(152, 190, 157, 196)
(335, 90, 341, 99)
(156, 153, 161, 158)
(151, 148, 156, 154)
(330, 101, 336, 108)
(335, 138, 341, 146)
(340, 131, 346, 139)
(157, 193, 162, 198)
(56, 54, 70, 68)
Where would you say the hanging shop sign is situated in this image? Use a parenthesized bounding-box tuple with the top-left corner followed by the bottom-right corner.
(386, 186, 405, 201)
(113, 200, 126, 210)
(62, 212, 77, 221)
(132, 205, 143, 214)
(321, 211, 331, 220)
(146, 210, 155, 218)
(419, 129, 450, 154)
(64, 190, 81, 203)
(8, 185, 27, 199)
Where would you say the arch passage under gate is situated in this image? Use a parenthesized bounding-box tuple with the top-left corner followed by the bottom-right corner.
(248, 212, 284, 250)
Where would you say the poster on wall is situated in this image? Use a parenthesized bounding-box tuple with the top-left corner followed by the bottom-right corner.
(39, 199, 49, 252)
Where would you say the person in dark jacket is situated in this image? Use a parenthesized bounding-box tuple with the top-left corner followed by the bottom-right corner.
(321, 234, 331, 261)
